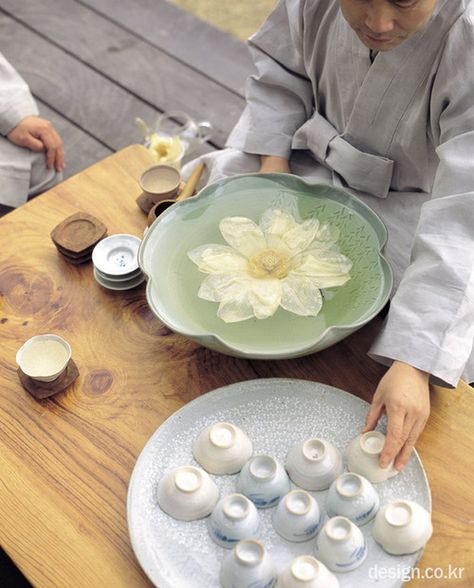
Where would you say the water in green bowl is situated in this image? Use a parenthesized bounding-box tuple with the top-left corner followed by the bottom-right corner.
(141, 174, 392, 358)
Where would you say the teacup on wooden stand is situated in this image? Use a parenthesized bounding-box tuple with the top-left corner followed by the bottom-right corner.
(16, 334, 71, 382)
(136, 164, 182, 213)
(147, 162, 205, 226)
(16, 334, 79, 399)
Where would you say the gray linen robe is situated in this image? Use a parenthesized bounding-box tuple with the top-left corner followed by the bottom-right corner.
(0, 51, 59, 207)
(185, 0, 474, 386)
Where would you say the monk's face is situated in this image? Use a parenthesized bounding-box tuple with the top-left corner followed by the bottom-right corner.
(340, 0, 438, 51)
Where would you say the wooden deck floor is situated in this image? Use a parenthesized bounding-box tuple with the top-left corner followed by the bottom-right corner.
(0, 0, 254, 181)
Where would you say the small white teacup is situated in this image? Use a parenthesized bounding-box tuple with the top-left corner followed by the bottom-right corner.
(286, 438, 344, 491)
(156, 465, 219, 521)
(372, 499, 433, 555)
(220, 540, 277, 588)
(326, 472, 379, 526)
(208, 493, 260, 549)
(276, 555, 340, 588)
(273, 489, 323, 542)
(193, 421, 253, 475)
(315, 516, 367, 573)
(345, 431, 399, 484)
(16, 334, 71, 382)
(236, 454, 290, 508)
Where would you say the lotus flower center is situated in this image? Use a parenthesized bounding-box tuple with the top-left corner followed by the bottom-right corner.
(248, 249, 291, 279)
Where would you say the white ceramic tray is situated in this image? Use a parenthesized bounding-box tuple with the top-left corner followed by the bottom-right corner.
(127, 379, 431, 588)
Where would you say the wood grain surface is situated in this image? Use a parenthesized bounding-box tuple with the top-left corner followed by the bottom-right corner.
(0, 145, 472, 587)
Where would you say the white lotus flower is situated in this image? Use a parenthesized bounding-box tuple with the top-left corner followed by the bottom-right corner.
(188, 209, 352, 323)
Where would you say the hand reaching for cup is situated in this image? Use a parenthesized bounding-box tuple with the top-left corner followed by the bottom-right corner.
(7, 115, 65, 172)
(363, 361, 431, 471)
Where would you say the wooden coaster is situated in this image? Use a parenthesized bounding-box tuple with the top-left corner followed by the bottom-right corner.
(55, 241, 95, 259)
(51, 212, 107, 254)
(55, 246, 93, 265)
(57, 251, 92, 265)
(17, 359, 79, 399)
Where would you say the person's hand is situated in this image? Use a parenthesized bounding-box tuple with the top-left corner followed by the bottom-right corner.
(259, 155, 291, 174)
(363, 361, 430, 471)
(7, 115, 65, 172)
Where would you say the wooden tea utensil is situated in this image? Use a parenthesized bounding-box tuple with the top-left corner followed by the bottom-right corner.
(147, 161, 205, 225)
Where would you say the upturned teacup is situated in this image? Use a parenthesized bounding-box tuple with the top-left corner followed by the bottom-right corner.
(208, 493, 260, 548)
(326, 472, 379, 525)
(236, 454, 290, 508)
(273, 489, 323, 542)
(314, 516, 367, 573)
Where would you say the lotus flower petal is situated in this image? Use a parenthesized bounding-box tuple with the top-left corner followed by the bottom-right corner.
(219, 217, 266, 258)
(293, 250, 352, 285)
(215, 278, 281, 322)
(309, 223, 340, 250)
(260, 208, 321, 253)
(188, 245, 247, 273)
(280, 274, 324, 316)
(217, 295, 256, 323)
(197, 272, 251, 302)
(259, 208, 297, 236)
(188, 208, 352, 322)
(247, 278, 282, 319)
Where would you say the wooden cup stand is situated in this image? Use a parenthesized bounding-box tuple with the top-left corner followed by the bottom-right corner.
(17, 359, 80, 400)
(136, 181, 186, 215)
(50, 212, 107, 264)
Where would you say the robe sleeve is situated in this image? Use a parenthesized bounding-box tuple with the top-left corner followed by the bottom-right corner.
(369, 13, 474, 387)
(226, 0, 314, 159)
(0, 52, 38, 136)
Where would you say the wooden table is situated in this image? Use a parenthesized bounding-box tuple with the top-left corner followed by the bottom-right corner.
(0, 145, 472, 587)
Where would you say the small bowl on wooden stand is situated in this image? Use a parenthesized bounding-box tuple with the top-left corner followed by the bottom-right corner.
(145, 162, 205, 226)
(16, 334, 78, 399)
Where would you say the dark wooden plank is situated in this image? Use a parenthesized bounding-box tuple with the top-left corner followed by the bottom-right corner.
(0, 0, 245, 147)
(38, 98, 216, 171)
(36, 100, 113, 180)
(77, 0, 255, 95)
(0, 12, 159, 151)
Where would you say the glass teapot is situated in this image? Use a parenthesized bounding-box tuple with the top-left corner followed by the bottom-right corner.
(136, 111, 212, 167)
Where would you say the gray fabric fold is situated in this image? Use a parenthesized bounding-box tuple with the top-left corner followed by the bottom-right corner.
(293, 113, 394, 198)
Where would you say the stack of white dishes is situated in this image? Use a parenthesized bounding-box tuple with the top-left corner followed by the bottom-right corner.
(92, 234, 144, 291)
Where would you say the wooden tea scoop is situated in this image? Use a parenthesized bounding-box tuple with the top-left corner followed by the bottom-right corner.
(147, 161, 205, 225)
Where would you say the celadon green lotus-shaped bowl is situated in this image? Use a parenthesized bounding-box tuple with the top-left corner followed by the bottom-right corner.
(138, 173, 392, 359)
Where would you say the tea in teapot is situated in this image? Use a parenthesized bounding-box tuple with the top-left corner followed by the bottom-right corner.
(136, 110, 212, 168)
